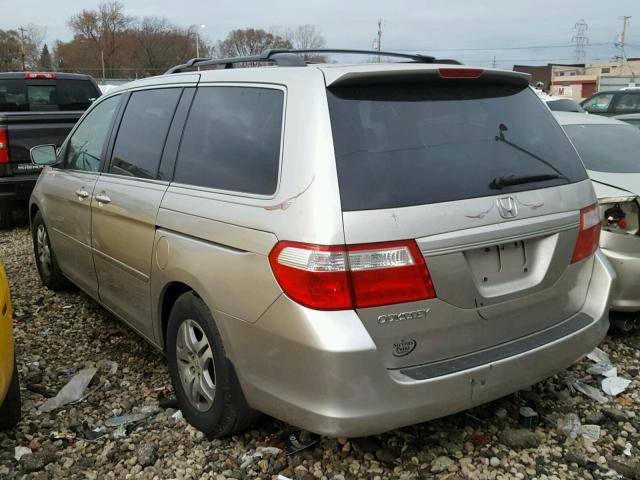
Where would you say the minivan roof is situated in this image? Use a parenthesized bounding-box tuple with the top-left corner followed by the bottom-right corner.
(107, 62, 530, 96)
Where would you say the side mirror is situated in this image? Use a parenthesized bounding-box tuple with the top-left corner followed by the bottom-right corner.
(30, 144, 58, 166)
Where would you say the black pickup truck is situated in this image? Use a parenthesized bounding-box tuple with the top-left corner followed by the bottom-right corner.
(0, 72, 101, 227)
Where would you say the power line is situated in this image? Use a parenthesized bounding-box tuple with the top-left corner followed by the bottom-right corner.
(572, 19, 589, 63)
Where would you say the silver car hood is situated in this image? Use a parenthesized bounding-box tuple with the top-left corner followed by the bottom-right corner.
(589, 171, 640, 199)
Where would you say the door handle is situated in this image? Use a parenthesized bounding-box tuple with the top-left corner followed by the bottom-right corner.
(95, 192, 111, 205)
(75, 188, 89, 200)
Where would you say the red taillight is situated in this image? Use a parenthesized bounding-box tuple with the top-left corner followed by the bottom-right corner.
(438, 68, 484, 78)
(25, 72, 56, 79)
(571, 203, 601, 264)
(0, 129, 8, 163)
(268, 240, 436, 310)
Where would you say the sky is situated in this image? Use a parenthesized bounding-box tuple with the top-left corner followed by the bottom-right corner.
(3, 0, 640, 69)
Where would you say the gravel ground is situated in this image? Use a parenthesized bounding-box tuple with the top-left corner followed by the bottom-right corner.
(1, 226, 640, 480)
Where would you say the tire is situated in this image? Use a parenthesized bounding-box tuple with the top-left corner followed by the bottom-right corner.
(32, 211, 69, 291)
(0, 363, 21, 430)
(166, 292, 259, 437)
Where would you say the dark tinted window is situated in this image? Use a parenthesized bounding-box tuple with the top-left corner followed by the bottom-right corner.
(174, 87, 283, 195)
(0, 78, 99, 112)
(0, 80, 27, 111)
(64, 95, 120, 172)
(327, 82, 587, 211)
(546, 99, 585, 113)
(57, 79, 100, 110)
(110, 88, 181, 179)
(563, 123, 640, 173)
(614, 92, 640, 114)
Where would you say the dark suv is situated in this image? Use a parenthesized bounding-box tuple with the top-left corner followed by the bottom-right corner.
(0, 72, 100, 227)
(581, 89, 640, 116)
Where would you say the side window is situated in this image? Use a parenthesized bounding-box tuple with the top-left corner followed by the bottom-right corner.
(174, 86, 284, 195)
(582, 93, 614, 113)
(63, 95, 121, 172)
(614, 93, 640, 113)
(109, 88, 182, 179)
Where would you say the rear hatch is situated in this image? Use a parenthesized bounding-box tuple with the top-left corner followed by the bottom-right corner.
(325, 67, 596, 369)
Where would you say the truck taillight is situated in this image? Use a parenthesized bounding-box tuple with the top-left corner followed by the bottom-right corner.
(25, 72, 56, 79)
(571, 203, 601, 264)
(269, 240, 436, 310)
(0, 129, 8, 163)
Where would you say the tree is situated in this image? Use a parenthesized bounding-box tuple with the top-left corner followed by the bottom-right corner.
(217, 28, 292, 61)
(283, 24, 326, 62)
(134, 17, 203, 76)
(38, 44, 52, 71)
(66, 1, 132, 78)
(0, 30, 22, 71)
(22, 24, 46, 69)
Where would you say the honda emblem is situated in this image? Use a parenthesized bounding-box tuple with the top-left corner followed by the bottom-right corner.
(497, 196, 518, 219)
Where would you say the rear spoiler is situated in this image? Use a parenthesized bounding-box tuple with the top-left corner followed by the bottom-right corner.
(323, 66, 531, 87)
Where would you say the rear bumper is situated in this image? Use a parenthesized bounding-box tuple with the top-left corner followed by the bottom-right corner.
(0, 174, 39, 207)
(601, 246, 640, 312)
(221, 251, 614, 437)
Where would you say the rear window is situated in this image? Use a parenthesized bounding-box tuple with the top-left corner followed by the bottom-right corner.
(0, 78, 98, 112)
(327, 82, 587, 211)
(563, 123, 640, 173)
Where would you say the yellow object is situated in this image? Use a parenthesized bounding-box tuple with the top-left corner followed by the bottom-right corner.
(0, 260, 14, 403)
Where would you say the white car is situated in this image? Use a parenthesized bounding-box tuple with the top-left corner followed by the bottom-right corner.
(555, 111, 640, 332)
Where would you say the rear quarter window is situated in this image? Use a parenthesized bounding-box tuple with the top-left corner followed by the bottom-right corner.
(173, 86, 284, 195)
(328, 82, 587, 211)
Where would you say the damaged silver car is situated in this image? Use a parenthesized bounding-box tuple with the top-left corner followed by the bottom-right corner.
(555, 111, 640, 332)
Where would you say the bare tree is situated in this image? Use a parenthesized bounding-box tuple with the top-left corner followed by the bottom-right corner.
(288, 24, 326, 50)
(0, 30, 22, 71)
(67, 1, 132, 77)
(134, 17, 204, 76)
(271, 24, 326, 62)
(217, 28, 292, 62)
(23, 24, 46, 68)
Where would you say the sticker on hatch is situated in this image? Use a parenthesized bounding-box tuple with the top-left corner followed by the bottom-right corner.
(392, 338, 417, 357)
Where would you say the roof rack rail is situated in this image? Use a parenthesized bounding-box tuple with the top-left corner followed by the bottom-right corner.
(165, 48, 440, 74)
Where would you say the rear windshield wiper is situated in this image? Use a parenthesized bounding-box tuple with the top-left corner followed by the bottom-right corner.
(494, 123, 569, 181)
(489, 173, 563, 190)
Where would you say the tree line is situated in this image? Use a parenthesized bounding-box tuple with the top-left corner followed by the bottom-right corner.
(0, 1, 326, 79)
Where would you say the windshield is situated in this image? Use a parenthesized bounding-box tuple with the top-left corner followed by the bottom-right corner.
(327, 82, 587, 211)
(563, 123, 640, 173)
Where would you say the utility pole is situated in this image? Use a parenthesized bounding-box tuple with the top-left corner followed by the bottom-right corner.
(101, 50, 105, 80)
(614, 16, 631, 64)
(491, 56, 497, 68)
(18, 26, 26, 71)
(377, 19, 382, 63)
(572, 19, 589, 64)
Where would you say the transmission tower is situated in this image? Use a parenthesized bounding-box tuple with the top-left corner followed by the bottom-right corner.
(572, 19, 589, 63)
(614, 16, 631, 63)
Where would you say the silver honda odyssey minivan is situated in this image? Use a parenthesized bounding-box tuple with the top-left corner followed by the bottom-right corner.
(29, 49, 614, 438)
